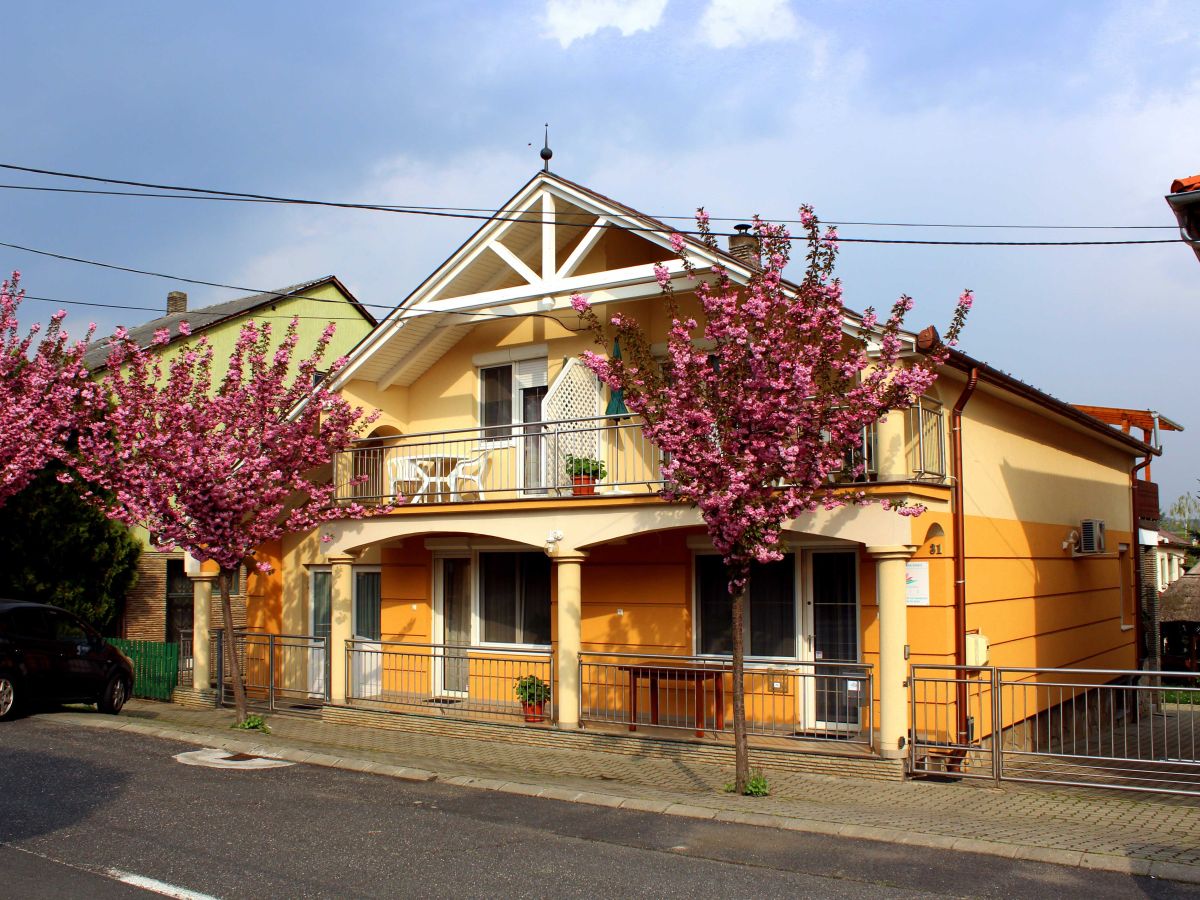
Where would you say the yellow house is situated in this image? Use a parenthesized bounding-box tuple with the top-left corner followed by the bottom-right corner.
(86, 276, 377, 644)
(202, 173, 1157, 776)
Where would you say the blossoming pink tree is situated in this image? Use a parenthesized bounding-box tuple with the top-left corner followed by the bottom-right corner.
(572, 210, 971, 791)
(66, 316, 387, 722)
(0, 272, 94, 508)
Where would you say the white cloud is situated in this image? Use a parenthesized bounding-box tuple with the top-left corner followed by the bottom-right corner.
(697, 0, 799, 49)
(542, 0, 668, 48)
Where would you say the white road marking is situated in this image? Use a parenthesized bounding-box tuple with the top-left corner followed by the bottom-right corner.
(173, 748, 293, 769)
(1, 842, 220, 899)
(105, 868, 220, 900)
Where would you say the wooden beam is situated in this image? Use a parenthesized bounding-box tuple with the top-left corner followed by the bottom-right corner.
(556, 217, 607, 278)
(486, 240, 540, 286)
(541, 191, 556, 281)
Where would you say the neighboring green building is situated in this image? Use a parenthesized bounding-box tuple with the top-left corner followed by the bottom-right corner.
(83, 276, 377, 643)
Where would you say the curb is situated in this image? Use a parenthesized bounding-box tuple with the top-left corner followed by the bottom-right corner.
(48, 714, 1200, 886)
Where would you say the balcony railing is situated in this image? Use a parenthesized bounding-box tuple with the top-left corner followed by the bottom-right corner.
(335, 416, 664, 504)
(335, 416, 894, 506)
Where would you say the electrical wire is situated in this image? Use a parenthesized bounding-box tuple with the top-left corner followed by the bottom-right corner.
(0, 162, 1182, 242)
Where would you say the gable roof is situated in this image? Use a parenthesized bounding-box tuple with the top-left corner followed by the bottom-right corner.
(84, 275, 375, 371)
(332, 169, 890, 390)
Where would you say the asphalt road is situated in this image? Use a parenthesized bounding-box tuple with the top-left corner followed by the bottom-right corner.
(1, 712, 1196, 900)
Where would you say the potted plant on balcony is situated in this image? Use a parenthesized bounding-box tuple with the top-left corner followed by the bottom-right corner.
(514, 674, 551, 722)
(564, 454, 607, 496)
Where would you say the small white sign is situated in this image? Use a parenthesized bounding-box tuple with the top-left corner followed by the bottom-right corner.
(906, 561, 930, 606)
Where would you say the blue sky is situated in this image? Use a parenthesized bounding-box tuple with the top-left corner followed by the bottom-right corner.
(2, 0, 1197, 502)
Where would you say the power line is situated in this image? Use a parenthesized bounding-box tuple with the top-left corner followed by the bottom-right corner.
(0, 162, 1181, 239)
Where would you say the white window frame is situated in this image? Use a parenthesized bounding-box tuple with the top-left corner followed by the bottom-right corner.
(431, 548, 553, 653)
(690, 550, 803, 663)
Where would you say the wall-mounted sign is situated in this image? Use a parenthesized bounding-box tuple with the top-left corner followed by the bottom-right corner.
(906, 561, 930, 606)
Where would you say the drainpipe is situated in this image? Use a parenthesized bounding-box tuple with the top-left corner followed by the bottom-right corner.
(951, 367, 979, 748)
(1130, 456, 1152, 669)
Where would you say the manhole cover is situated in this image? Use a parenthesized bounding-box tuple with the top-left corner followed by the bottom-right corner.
(174, 748, 294, 770)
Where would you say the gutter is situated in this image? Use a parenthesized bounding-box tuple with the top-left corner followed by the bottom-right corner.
(951, 366, 979, 750)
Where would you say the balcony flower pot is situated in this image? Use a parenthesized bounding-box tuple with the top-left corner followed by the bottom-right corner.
(514, 674, 551, 723)
(564, 454, 606, 497)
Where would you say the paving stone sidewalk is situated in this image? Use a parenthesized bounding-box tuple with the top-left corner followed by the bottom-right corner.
(50, 700, 1200, 883)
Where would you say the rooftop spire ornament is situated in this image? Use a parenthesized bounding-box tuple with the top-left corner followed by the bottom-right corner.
(540, 123, 552, 172)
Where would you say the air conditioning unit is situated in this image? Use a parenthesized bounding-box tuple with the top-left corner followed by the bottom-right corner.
(1079, 519, 1106, 554)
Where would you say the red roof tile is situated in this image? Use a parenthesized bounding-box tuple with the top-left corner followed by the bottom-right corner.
(1170, 174, 1200, 194)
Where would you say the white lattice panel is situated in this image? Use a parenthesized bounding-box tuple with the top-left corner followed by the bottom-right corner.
(543, 358, 601, 489)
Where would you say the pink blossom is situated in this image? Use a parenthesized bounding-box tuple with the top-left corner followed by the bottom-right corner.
(0, 272, 94, 508)
(570, 294, 590, 313)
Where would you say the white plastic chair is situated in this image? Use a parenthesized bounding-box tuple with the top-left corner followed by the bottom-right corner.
(449, 446, 491, 502)
(385, 454, 432, 504)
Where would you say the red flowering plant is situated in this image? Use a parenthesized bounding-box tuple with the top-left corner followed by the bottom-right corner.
(65, 316, 390, 722)
(571, 209, 971, 790)
(0, 272, 94, 508)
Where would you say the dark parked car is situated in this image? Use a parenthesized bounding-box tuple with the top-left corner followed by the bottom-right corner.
(0, 599, 134, 720)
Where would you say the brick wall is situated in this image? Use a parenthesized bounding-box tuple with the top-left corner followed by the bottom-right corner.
(122, 549, 247, 641)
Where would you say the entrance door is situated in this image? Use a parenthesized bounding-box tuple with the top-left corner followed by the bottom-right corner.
(439, 557, 471, 695)
(808, 552, 861, 729)
(309, 570, 331, 697)
(165, 559, 193, 646)
(521, 384, 548, 494)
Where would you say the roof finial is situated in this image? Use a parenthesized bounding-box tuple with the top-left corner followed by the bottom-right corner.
(540, 123, 553, 172)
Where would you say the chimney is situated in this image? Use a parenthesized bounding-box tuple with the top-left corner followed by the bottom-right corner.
(727, 224, 759, 267)
(167, 291, 188, 315)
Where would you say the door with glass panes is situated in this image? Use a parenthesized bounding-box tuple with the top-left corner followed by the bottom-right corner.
(695, 550, 860, 733)
(309, 569, 331, 697)
(352, 569, 382, 698)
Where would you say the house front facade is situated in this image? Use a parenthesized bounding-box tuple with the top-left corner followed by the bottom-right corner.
(194, 172, 1154, 768)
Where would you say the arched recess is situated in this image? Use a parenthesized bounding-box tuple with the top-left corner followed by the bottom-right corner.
(354, 425, 404, 502)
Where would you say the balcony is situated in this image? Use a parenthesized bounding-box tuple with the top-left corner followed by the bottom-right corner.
(332, 415, 910, 507)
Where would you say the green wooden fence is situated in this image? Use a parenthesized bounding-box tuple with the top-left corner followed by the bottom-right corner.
(108, 639, 180, 700)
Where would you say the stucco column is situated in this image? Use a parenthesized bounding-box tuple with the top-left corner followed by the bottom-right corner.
(553, 552, 588, 729)
(868, 545, 917, 758)
(874, 406, 909, 481)
(328, 554, 355, 705)
(191, 573, 217, 691)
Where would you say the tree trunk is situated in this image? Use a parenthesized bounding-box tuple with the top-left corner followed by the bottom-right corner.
(218, 567, 248, 722)
(731, 585, 750, 794)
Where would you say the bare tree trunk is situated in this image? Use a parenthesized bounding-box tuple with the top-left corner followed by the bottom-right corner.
(731, 586, 750, 794)
(218, 568, 248, 722)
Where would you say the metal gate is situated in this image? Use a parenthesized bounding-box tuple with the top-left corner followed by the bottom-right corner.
(215, 629, 329, 717)
(910, 665, 1200, 796)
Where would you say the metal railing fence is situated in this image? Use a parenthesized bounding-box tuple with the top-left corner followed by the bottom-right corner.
(177, 635, 194, 687)
(345, 640, 555, 724)
(334, 416, 663, 505)
(579, 652, 873, 745)
(910, 664, 1200, 796)
(215, 629, 329, 715)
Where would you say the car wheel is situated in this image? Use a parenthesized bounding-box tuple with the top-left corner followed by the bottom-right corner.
(97, 674, 129, 715)
(0, 675, 17, 720)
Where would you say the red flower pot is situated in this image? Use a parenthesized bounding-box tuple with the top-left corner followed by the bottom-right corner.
(521, 700, 547, 722)
(571, 476, 597, 496)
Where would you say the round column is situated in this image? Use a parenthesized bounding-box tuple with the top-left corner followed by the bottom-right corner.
(328, 554, 356, 705)
(868, 544, 917, 758)
(553, 552, 588, 729)
(191, 572, 218, 691)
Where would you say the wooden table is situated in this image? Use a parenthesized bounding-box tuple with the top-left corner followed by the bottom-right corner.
(618, 662, 728, 737)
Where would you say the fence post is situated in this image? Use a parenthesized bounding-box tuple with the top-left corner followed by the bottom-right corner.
(215, 630, 224, 709)
(991, 667, 1002, 784)
(268, 633, 276, 712)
